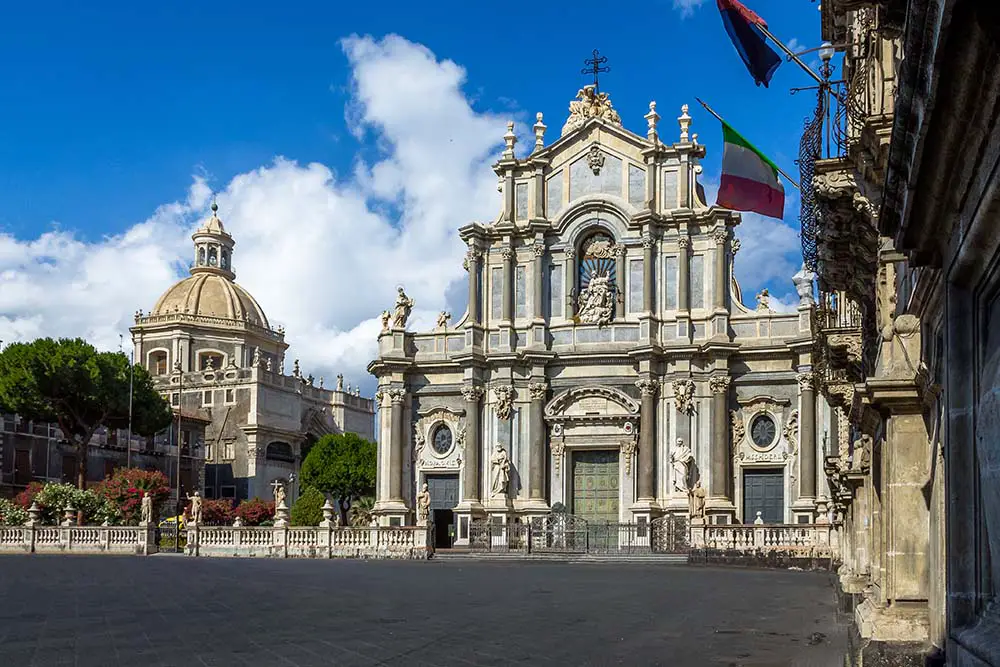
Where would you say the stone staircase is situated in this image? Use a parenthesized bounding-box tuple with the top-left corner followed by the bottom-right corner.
(430, 549, 689, 564)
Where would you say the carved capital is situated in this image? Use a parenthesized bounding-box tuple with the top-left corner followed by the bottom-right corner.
(677, 236, 690, 250)
(528, 382, 548, 401)
(565, 247, 576, 259)
(462, 248, 482, 271)
(533, 244, 546, 258)
(713, 228, 728, 246)
(796, 372, 817, 392)
(635, 378, 659, 397)
(641, 233, 654, 249)
(500, 247, 515, 262)
(613, 244, 628, 258)
(460, 384, 485, 403)
(374, 389, 384, 406)
(731, 238, 741, 255)
(388, 388, 407, 404)
(709, 375, 731, 394)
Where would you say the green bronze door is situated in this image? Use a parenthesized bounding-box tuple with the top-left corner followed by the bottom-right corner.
(571, 450, 620, 523)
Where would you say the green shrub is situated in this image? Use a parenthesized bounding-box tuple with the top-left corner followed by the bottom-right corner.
(234, 498, 275, 526)
(0, 498, 28, 525)
(32, 483, 120, 525)
(291, 486, 326, 526)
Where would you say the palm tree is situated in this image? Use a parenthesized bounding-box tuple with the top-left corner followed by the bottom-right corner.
(349, 495, 375, 526)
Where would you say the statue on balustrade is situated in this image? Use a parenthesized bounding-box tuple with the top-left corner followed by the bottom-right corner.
(140, 494, 155, 525)
(416, 483, 431, 526)
(187, 491, 203, 525)
(392, 287, 414, 329)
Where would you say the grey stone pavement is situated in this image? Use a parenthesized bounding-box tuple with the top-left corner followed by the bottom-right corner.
(0, 555, 848, 667)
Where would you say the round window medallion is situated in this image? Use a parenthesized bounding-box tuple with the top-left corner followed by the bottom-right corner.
(431, 424, 453, 455)
(749, 413, 777, 449)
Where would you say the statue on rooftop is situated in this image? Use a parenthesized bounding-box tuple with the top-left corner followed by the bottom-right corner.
(392, 287, 414, 329)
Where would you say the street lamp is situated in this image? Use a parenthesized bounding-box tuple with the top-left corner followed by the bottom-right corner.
(818, 41, 835, 80)
(173, 361, 183, 553)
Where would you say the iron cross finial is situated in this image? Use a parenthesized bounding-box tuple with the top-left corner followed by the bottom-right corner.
(582, 49, 610, 92)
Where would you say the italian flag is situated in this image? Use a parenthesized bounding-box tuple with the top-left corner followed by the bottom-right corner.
(717, 120, 785, 219)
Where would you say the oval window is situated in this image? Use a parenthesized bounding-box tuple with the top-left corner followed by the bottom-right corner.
(431, 424, 453, 455)
(750, 414, 777, 448)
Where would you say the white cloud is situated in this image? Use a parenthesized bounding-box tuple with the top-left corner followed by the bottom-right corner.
(0, 34, 506, 393)
(0, 33, 805, 395)
(673, 0, 707, 18)
(786, 38, 804, 55)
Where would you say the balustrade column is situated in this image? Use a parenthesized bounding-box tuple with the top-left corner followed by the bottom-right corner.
(797, 372, 817, 499)
(677, 236, 690, 311)
(713, 229, 728, 310)
(460, 385, 484, 502)
(635, 379, 659, 500)
(532, 244, 545, 320)
(388, 388, 407, 502)
(642, 232, 655, 313)
(501, 247, 514, 323)
(464, 247, 481, 326)
(528, 382, 548, 500)
(709, 376, 732, 500)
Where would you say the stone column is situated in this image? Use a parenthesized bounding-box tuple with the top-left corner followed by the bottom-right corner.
(677, 236, 690, 311)
(642, 232, 655, 313)
(387, 388, 407, 502)
(460, 385, 484, 502)
(614, 244, 626, 319)
(501, 246, 514, 323)
(713, 228, 727, 310)
(532, 244, 545, 320)
(565, 247, 577, 318)
(464, 247, 481, 326)
(709, 376, 732, 500)
(527, 382, 548, 501)
(635, 379, 659, 501)
(797, 372, 817, 499)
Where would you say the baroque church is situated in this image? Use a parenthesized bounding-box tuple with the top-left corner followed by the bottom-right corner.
(368, 85, 831, 546)
(130, 203, 375, 502)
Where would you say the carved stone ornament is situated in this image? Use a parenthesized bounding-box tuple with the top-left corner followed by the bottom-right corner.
(677, 236, 690, 250)
(621, 439, 637, 476)
(796, 372, 817, 392)
(493, 385, 515, 421)
(613, 243, 628, 257)
(392, 287, 414, 329)
(709, 376, 731, 394)
(462, 248, 481, 272)
(641, 233, 654, 249)
(533, 244, 546, 258)
(828, 333, 863, 364)
(388, 388, 407, 404)
(731, 410, 746, 446)
(635, 378, 659, 397)
(713, 228, 728, 246)
(672, 379, 695, 415)
(412, 427, 425, 462)
(782, 410, 799, 451)
(826, 381, 855, 408)
(461, 384, 485, 403)
(561, 84, 623, 136)
(436, 311, 451, 329)
(731, 238, 741, 255)
(583, 234, 616, 259)
(500, 247, 515, 261)
(587, 145, 606, 175)
(550, 439, 566, 474)
(792, 263, 817, 306)
(374, 389, 384, 406)
(578, 273, 614, 327)
(528, 382, 548, 401)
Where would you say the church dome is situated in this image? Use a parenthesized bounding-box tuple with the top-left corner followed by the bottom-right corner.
(150, 273, 270, 328)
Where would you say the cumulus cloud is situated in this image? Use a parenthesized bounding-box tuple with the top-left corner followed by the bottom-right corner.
(673, 0, 707, 18)
(0, 33, 805, 396)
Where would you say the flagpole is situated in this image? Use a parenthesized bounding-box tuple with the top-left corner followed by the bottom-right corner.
(755, 25, 825, 86)
(694, 97, 801, 190)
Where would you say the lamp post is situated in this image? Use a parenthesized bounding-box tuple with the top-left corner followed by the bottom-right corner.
(173, 361, 183, 553)
(126, 346, 134, 468)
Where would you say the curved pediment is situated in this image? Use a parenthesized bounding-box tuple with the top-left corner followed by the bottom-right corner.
(545, 385, 639, 419)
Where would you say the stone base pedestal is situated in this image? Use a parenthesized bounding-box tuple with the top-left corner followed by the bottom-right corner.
(451, 501, 485, 546)
(853, 598, 932, 666)
(374, 500, 410, 527)
(792, 497, 818, 524)
(705, 498, 736, 524)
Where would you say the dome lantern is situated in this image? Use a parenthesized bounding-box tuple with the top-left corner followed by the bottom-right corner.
(191, 200, 236, 280)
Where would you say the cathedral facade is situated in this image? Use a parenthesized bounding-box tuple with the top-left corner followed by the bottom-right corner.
(131, 204, 375, 503)
(368, 87, 830, 545)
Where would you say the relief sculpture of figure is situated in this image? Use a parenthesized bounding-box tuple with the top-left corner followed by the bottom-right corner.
(490, 445, 511, 498)
(578, 273, 614, 326)
(416, 483, 431, 526)
(392, 287, 415, 329)
(671, 439, 694, 493)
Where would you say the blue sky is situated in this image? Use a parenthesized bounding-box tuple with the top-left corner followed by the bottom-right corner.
(0, 0, 827, 387)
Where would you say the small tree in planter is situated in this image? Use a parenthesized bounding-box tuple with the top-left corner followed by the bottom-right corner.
(234, 498, 275, 526)
(201, 498, 235, 526)
(93, 468, 170, 525)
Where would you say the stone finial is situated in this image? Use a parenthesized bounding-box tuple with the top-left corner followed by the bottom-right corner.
(134, 309, 143, 322)
(63, 504, 77, 527)
(678, 104, 691, 143)
(320, 499, 336, 527)
(336, 374, 344, 391)
(26, 501, 41, 526)
(533, 113, 546, 151)
(502, 121, 516, 159)
(293, 359, 301, 378)
(645, 101, 660, 141)
(347, 383, 352, 393)
(319, 377, 324, 389)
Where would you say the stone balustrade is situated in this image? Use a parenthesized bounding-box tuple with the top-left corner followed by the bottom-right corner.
(693, 523, 835, 556)
(186, 524, 432, 560)
(0, 524, 158, 555)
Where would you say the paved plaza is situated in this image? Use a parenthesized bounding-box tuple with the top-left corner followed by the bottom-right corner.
(0, 556, 848, 666)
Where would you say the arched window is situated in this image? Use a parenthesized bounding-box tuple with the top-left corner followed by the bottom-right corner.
(577, 232, 617, 324)
(197, 247, 206, 266)
(198, 351, 224, 371)
(208, 247, 218, 266)
(149, 351, 168, 376)
(266, 442, 295, 462)
(221, 249, 230, 270)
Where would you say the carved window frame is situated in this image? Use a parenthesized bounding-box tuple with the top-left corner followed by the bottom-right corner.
(428, 421, 455, 459)
(748, 412, 779, 451)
